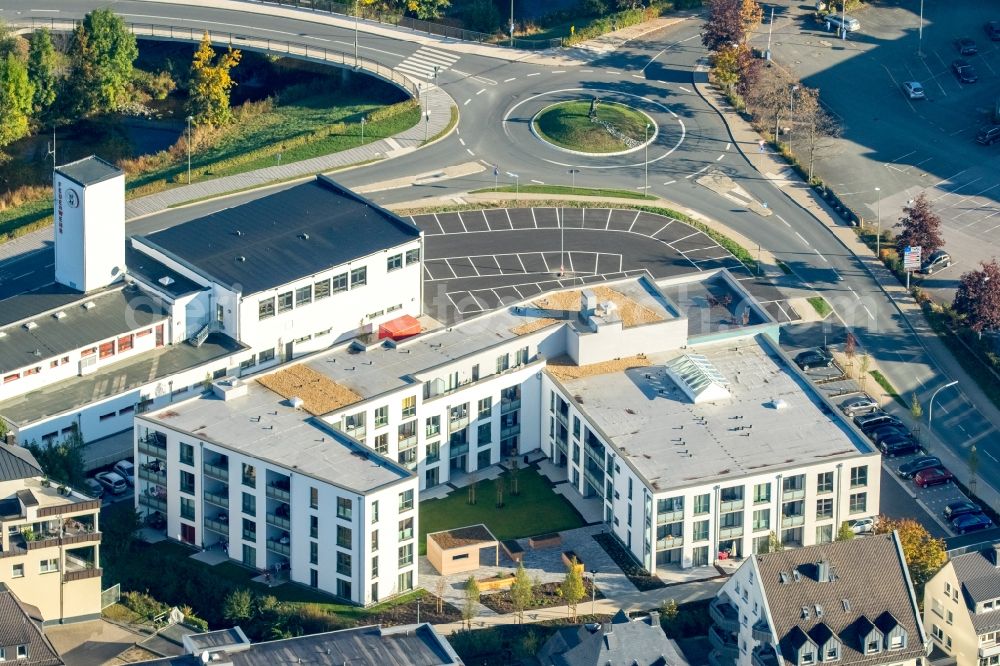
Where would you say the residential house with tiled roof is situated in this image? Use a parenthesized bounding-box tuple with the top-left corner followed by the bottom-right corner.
(923, 542, 1000, 666)
(709, 533, 928, 666)
(0, 583, 63, 664)
(538, 609, 689, 666)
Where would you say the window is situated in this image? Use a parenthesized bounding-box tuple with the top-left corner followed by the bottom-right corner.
(374, 406, 389, 428)
(406, 248, 420, 265)
(944, 582, 952, 597)
(310, 541, 318, 565)
(374, 434, 388, 455)
(16, 645, 27, 659)
(947, 610, 954, 625)
(277, 291, 293, 313)
(572, 416, 581, 441)
(337, 578, 352, 600)
(398, 543, 414, 566)
(11, 564, 23, 578)
(866, 637, 881, 654)
(242, 492, 256, 517)
(99, 341, 115, 359)
(337, 551, 352, 576)
(310, 487, 319, 509)
(816, 524, 833, 544)
(753, 483, 771, 504)
(478, 422, 492, 445)
(371, 529, 379, 552)
(692, 520, 710, 541)
(351, 266, 367, 287)
(889, 634, 904, 650)
(693, 494, 711, 515)
(242, 463, 256, 487)
(371, 501, 379, 524)
(817, 471, 834, 494)
(372, 555, 379, 578)
(239, 354, 257, 371)
(296, 285, 312, 306)
(398, 570, 413, 592)
(825, 644, 838, 660)
(515, 346, 529, 366)
(179, 443, 194, 466)
(932, 598, 945, 617)
(399, 489, 414, 512)
(931, 625, 944, 641)
(331, 272, 348, 293)
(387, 254, 403, 271)
(816, 498, 833, 519)
(801, 650, 814, 665)
(179, 496, 195, 521)
(402, 396, 417, 418)
(180, 470, 195, 495)
(426, 441, 440, 463)
(752, 509, 770, 531)
(849, 492, 867, 514)
(478, 397, 493, 420)
(783, 474, 806, 494)
(399, 517, 414, 541)
(40, 558, 59, 573)
(242, 519, 256, 541)
(310, 515, 318, 539)
(259, 348, 275, 363)
(850, 465, 868, 488)
(118, 334, 134, 352)
(496, 353, 510, 373)
(426, 416, 441, 437)
(337, 497, 353, 521)
(3, 373, 19, 384)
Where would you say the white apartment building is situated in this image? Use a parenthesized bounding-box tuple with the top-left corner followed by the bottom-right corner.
(709, 534, 928, 666)
(923, 543, 1000, 666)
(133, 377, 419, 606)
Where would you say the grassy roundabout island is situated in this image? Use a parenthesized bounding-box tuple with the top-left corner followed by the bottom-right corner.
(533, 99, 652, 153)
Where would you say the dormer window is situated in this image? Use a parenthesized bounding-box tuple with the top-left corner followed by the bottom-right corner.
(889, 635, 904, 650)
(801, 650, 815, 665)
(866, 639, 881, 654)
(987, 601, 996, 611)
(824, 644, 839, 661)
(16, 644, 27, 659)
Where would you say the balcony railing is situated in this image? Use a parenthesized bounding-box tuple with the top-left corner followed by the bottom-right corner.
(204, 491, 229, 508)
(450, 443, 469, 458)
(752, 619, 773, 643)
(449, 415, 469, 432)
(36, 498, 100, 518)
(709, 598, 740, 633)
(719, 526, 744, 539)
(658, 510, 684, 524)
(426, 451, 441, 465)
(656, 535, 684, 550)
(398, 435, 418, 450)
(205, 518, 229, 535)
(501, 424, 521, 440)
(139, 495, 167, 513)
(782, 488, 806, 501)
(266, 484, 290, 502)
(752, 649, 780, 666)
(719, 499, 745, 512)
(583, 467, 604, 491)
(266, 539, 290, 556)
(139, 466, 166, 484)
(138, 437, 167, 459)
(781, 515, 805, 528)
(501, 398, 521, 414)
(266, 513, 291, 530)
(203, 462, 229, 482)
(242, 529, 256, 541)
(709, 625, 740, 658)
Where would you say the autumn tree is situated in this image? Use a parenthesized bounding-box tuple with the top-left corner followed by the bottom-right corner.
(27, 29, 58, 118)
(407, 0, 450, 20)
(953, 259, 1000, 336)
(187, 32, 242, 126)
(510, 562, 533, 624)
(735, 43, 763, 99)
(65, 9, 137, 115)
(223, 588, 254, 622)
(0, 53, 34, 151)
(874, 517, 947, 596)
(559, 558, 586, 621)
(462, 577, 480, 629)
(711, 44, 741, 91)
(896, 193, 945, 257)
(793, 85, 841, 179)
(702, 0, 762, 52)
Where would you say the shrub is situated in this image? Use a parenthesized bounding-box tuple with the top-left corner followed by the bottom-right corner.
(122, 591, 170, 621)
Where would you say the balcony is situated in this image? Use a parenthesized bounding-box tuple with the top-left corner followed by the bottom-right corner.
(266, 513, 291, 530)
(981, 643, 1000, 659)
(266, 483, 290, 502)
(709, 650, 735, 666)
(398, 434, 418, 451)
(203, 462, 229, 482)
(242, 528, 256, 541)
(449, 415, 469, 432)
(719, 499, 745, 512)
(656, 535, 684, 550)
(583, 467, 604, 492)
(450, 443, 469, 458)
(501, 398, 521, 414)
(139, 494, 167, 513)
(709, 597, 740, 633)
(752, 619, 773, 643)
(204, 491, 229, 508)
(266, 538, 290, 556)
(658, 510, 684, 524)
(709, 625, 740, 659)
(205, 518, 229, 535)
(719, 526, 744, 539)
(501, 424, 521, 440)
(752, 647, 780, 666)
(138, 435, 167, 459)
(781, 515, 805, 528)
(782, 488, 806, 501)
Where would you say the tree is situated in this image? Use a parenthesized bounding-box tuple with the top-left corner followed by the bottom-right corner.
(0, 53, 34, 152)
(895, 193, 944, 257)
(910, 393, 923, 422)
(793, 85, 841, 179)
(510, 460, 520, 496)
(558, 558, 585, 621)
(462, 0, 501, 33)
(711, 44, 741, 91)
(101, 506, 142, 562)
(27, 29, 58, 118)
(953, 259, 1000, 336)
(223, 588, 254, 622)
(874, 517, 946, 596)
(434, 577, 446, 615)
(702, 0, 743, 52)
(661, 598, 679, 633)
(407, 0, 451, 20)
(836, 521, 855, 541)
(510, 562, 533, 624)
(25, 429, 85, 489)
(462, 577, 480, 629)
(65, 9, 137, 115)
(758, 531, 783, 554)
(859, 353, 871, 391)
(495, 475, 505, 508)
(187, 32, 242, 126)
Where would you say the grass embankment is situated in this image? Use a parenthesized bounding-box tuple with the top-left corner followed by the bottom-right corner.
(870, 370, 907, 409)
(807, 296, 832, 318)
(472, 184, 655, 200)
(533, 100, 650, 153)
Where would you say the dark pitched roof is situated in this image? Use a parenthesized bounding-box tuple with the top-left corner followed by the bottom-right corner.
(756, 533, 924, 666)
(807, 622, 834, 645)
(953, 546, 1000, 603)
(138, 176, 421, 295)
(0, 446, 42, 482)
(538, 610, 688, 666)
(0, 584, 63, 666)
(54, 155, 122, 187)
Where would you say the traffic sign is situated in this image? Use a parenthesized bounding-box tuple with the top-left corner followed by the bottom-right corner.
(903, 246, 922, 271)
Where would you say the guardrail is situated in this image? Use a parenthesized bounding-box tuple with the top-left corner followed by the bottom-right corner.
(12, 18, 420, 99)
(243, 0, 563, 49)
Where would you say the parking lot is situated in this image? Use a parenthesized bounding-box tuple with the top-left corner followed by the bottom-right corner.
(754, 0, 1000, 299)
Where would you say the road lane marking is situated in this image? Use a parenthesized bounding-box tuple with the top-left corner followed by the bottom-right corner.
(641, 48, 666, 72)
(527, 72, 541, 77)
(686, 165, 710, 179)
(463, 99, 471, 105)
(504, 77, 516, 82)
(775, 214, 790, 227)
(716, 154, 724, 161)
(795, 231, 809, 245)
(862, 304, 875, 320)
(459, 138, 466, 145)
(466, 148, 475, 156)
(678, 85, 692, 92)
(663, 180, 676, 185)
(814, 249, 828, 262)
(725, 143, 731, 151)
(476, 88, 486, 95)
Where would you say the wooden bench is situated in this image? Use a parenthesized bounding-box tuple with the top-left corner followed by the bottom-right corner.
(528, 532, 562, 549)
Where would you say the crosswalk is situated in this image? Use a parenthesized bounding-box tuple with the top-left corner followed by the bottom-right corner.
(395, 46, 460, 81)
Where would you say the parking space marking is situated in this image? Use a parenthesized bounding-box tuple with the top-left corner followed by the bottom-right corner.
(442, 258, 459, 278)
(456, 212, 469, 233)
(627, 211, 641, 232)
(432, 213, 445, 235)
(530, 208, 538, 228)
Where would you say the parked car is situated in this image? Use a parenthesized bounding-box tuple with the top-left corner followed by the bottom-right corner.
(840, 395, 879, 417)
(957, 37, 978, 55)
(879, 436, 921, 458)
(944, 499, 982, 520)
(978, 126, 1000, 146)
(855, 411, 902, 432)
(898, 456, 942, 479)
(902, 81, 925, 99)
(826, 14, 860, 32)
(914, 467, 954, 488)
(849, 517, 877, 534)
(83, 478, 105, 499)
(795, 348, 834, 370)
(112, 460, 135, 486)
(94, 471, 127, 495)
(920, 250, 952, 274)
(867, 423, 909, 442)
(986, 21, 1000, 41)
(953, 59, 979, 83)
(952, 513, 994, 534)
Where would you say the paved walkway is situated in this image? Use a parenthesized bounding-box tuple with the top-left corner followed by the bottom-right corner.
(692, 78, 1000, 512)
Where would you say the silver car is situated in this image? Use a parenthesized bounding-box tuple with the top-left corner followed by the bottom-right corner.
(902, 81, 925, 99)
(840, 395, 878, 417)
(921, 250, 952, 275)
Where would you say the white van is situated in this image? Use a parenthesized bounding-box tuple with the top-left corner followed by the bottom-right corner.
(827, 14, 860, 32)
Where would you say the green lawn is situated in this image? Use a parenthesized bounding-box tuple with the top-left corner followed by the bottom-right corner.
(471, 184, 655, 200)
(807, 296, 832, 319)
(419, 467, 585, 555)
(870, 370, 907, 409)
(533, 100, 651, 153)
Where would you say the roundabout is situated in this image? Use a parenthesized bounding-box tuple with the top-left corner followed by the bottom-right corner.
(532, 99, 656, 156)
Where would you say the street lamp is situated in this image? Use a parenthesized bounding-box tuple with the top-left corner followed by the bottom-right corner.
(185, 115, 193, 185)
(506, 171, 519, 198)
(567, 168, 580, 191)
(360, 116, 366, 145)
(509, 0, 515, 46)
(918, 0, 924, 57)
(875, 187, 882, 257)
(590, 569, 598, 616)
(788, 84, 799, 152)
(644, 123, 651, 191)
(354, 0, 359, 67)
(928, 380, 959, 427)
(424, 109, 431, 142)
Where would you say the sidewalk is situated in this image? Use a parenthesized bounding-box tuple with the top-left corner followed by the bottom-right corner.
(692, 76, 1000, 512)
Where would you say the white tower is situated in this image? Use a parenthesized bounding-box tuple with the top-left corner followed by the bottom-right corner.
(53, 156, 126, 292)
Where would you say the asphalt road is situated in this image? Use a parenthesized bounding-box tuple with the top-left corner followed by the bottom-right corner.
(2, 0, 999, 501)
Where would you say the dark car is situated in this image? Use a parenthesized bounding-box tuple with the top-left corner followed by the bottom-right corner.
(840, 395, 879, 417)
(880, 437, 920, 458)
(899, 456, 943, 479)
(855, 411, 902, 432)
(914, 467, 954, 488)
(795, 350, 834, 370)
(957, 37, 978, 55)
(944, 499, 981, 520)
(987, 21, 1000, 41)
(867, 423, 909, 442)
(953, 59, 979, 83)
(952, 512, 994, 534)
(978, 126, 1000, 146)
